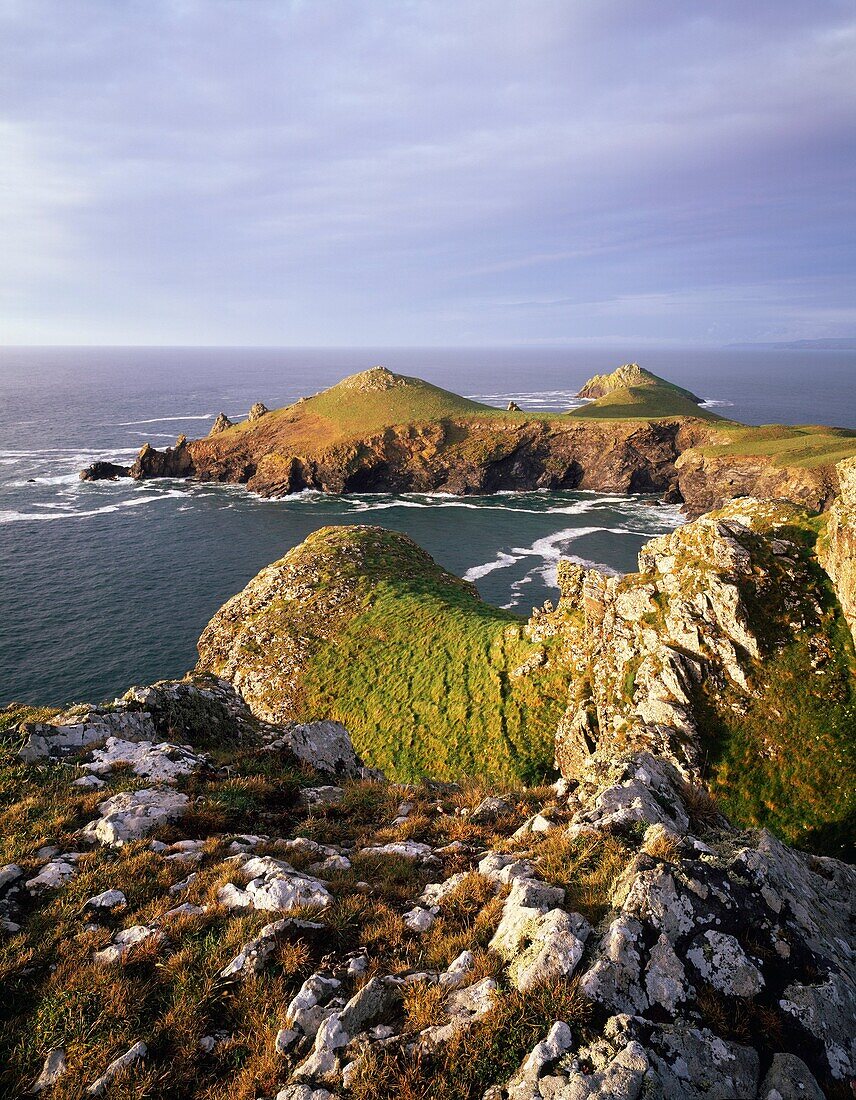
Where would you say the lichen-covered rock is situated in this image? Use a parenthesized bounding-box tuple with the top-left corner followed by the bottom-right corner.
(81, 788, 189, 846)
(819, 454, 856, 646)
(217, 855, 332, 913)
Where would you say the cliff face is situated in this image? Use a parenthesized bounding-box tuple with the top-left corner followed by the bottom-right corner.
(818, 456, 856, 647)
(79, 368, 854, 516)
(139, 415, 702, 500)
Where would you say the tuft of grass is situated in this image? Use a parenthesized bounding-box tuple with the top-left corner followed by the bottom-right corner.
(348, 978, 592, 1100)
(532, 831, 628, 923)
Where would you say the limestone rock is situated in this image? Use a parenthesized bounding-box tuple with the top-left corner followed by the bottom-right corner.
(82, 787, 189, 846)
(85, 1041, 147, 1095)
(217, 856, 332, 913)
(30, 1047, 67, 1093)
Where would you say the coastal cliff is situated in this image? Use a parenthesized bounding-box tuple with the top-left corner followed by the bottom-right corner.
(79, 367, 855, 516)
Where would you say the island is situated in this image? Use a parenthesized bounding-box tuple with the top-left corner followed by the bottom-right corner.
(80, 363, 856, 517)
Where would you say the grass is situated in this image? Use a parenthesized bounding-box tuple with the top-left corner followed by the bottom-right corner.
(694, 424, 856, 469)
(348, 978, 592, 1100)
(570, 383, 720, 421)
(199, 526, 573, 785)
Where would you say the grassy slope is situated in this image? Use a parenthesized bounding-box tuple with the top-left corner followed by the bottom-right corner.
(570, 383, 721, 421)
(202, 527, 571, 785)
(291, 529, 572, 784)
(693, 424, 856, 469)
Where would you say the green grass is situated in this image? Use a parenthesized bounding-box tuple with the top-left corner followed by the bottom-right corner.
(570, 383, 721, 421)
(694, 424, 856, 468)
(199, 526, 571, 785)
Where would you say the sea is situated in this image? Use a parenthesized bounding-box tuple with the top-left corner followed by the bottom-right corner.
(1, 346, 853, 707)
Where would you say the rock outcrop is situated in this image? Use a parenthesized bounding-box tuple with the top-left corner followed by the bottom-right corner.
(248, 401, 270, 421)
(209, 412, 233, 435)
(3, 686, 854, 1099)
(539, 497, 855, 855)
(819, 455, 856, 647)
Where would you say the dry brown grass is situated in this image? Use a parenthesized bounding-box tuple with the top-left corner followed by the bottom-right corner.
(533, 830, 628, 923)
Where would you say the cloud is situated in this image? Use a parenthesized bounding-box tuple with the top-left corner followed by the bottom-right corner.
(0, 0, 854, 344)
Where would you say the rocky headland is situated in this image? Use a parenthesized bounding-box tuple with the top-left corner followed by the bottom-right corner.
(5, 403, 855, 1098)
(79, 365, 855, 517)
(4, 453, 856, 1097)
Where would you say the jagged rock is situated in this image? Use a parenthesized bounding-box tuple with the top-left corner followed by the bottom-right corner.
(18, 707, 156, 763)
(85, 1041, 147, 1095)
(470, 796, 514, 824)
(758, 1053, 825, 1100)
(217, 855, 332, 913)
(507, 401, 522, 412)
(29, 1047, 67, 1093)
(248, 401, 269, 421)
(503, 1021, 573, 1100)
(300, 785, 345, 809)
(819, 454, 856, 646)
(220, 917, 325, 979)
(84, 737, 206, 782)
(209, 412, 233, 435)
(85, 889, 127, 911)
(359, 841, 434, 861)
(419, 977, 498, 1049)
(94, 924, 164, 965)
(439, 950, 475, 988)
(685, 930, 764, 998)
(81, 787, 189, 846)
(25, 856, 78, 893)
(79, 460, 130, 481)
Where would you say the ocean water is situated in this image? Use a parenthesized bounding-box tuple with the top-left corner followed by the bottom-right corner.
(1, 345, 853, 707)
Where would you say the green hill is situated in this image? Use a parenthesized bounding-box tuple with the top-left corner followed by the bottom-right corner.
(576, 362, 703, 402)
(571, 382, 719, 420)
(196, 526, 572, 784)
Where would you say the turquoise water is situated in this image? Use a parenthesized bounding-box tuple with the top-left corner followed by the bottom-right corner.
(1, 345, 853, 706)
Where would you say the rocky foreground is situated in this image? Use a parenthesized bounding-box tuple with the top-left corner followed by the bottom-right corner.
(2, 673, 855, 1099)
(5, 450, 854, 1097)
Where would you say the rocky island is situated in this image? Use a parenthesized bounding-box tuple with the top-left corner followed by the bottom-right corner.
(4, 437, 856, 1097)
(80, 364, 856, 516)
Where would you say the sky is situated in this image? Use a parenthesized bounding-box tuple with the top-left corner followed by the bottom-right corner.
(1, 0, 855, 347)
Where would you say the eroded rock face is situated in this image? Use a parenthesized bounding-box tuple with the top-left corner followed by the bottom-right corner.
(545, 499, 853, 823)
(818, 455, 856, 647)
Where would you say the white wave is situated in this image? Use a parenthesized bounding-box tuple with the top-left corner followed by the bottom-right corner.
(126, 431, 177, 439)
(8, 474, 80, 487)
(463, 551, 524, 581)
(700, 399, 735, 408)
(0, 490, 184, 524)
(117, 414, 214, 425)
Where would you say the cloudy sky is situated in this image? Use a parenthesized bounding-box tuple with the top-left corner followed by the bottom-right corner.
(1, 0, 855, 346)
